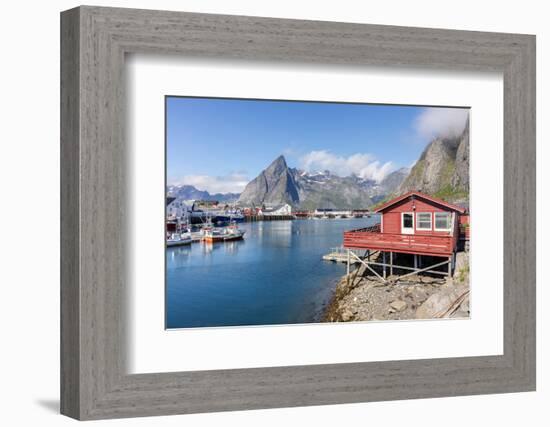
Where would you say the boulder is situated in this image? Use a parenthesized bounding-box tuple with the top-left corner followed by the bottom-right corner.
(390, 300, 408, 312)
(416, 282, 469, 319)
(341, 310, 354, 321)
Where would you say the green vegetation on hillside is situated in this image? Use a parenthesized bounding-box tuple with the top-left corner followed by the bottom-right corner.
(432, 185, 469, 202)
(440, 159, 455, 188)
(404, 159, 425, 186)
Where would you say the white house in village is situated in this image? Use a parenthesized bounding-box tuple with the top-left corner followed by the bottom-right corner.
(262, 203, 293, 216)
(166, 197, 195, 221)
(313, 208, 353, 217)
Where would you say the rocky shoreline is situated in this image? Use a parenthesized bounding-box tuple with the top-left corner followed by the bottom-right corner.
(322, 252, 470, 322)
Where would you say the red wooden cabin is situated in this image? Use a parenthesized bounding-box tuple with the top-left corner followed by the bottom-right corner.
(345, 191, 466, 256)
(343, 191, 468, 278)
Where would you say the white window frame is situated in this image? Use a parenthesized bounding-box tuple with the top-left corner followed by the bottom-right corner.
(416, 212, 432, 230)
(434, 212, 452, 231)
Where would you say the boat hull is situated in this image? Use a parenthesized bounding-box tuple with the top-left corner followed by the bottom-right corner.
(167, 239, 192, 247)
(223, 234, 244, 241)
(202, 236, 225, 243)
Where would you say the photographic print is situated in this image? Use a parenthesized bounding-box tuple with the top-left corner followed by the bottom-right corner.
(165, 97, 470, 329)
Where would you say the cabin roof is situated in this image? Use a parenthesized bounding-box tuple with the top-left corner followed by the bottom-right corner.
(374, 191, 466, 214)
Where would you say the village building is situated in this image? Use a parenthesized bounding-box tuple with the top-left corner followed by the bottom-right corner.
(262, 203, 293, 216)
(343, 191, 469, 280)
(166, 197, 195, 233)
(166, 197, 194, 221)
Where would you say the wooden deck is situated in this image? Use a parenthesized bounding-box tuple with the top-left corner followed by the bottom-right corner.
(322, 247, 362, 264)
(343, 225, 456, 257)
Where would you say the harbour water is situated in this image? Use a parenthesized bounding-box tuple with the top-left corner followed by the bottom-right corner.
(166, 216, 379, 329)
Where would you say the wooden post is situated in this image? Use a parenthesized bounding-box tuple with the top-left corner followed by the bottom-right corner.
(448, 256, 452, 277)
(414, 254, 418, 270)
(383, 252, 387, 279)
(346, 249, 350, 276)
(390, 251, 393, 276)
(349, 250, 386, 283)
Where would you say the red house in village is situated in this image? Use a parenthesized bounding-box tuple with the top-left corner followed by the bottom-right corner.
(343, 191, 468, 279)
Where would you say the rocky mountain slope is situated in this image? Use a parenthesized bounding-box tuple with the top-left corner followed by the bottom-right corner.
(292, 170, 374, 210)
(238, 156, 396, 209)
(370, 167, 410, 203)
(167, 184, 239, 203)
(237, 156, 300, 206)
(398, 120, 469, 203)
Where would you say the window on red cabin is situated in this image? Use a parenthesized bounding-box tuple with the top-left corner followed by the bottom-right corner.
(416, 212, 432, 230)
(435, 212, 452, 231)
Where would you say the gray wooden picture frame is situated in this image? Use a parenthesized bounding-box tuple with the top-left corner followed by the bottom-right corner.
(60, 5, 536, 420)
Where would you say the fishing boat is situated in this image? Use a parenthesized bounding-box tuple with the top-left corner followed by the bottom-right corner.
(223, 223, 246, 241)
(213, 214, 231, 224)
(201, 227, 226, 243)
(212, 212, 245, 225)
(201, 222, 246, 243)
(166, 232, 192, 247)
(228, 212, 245, 223)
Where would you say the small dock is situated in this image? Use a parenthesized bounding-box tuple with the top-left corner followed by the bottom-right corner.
(322, 247, 361, 264)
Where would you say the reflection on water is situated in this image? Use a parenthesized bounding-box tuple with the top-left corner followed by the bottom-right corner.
(166, 217, 378, 329)
(167, 246, 191, 269)
(200, 239, 245, 256)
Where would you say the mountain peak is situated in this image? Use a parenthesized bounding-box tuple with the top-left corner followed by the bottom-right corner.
(263, 155, 289, 177)
(268, 154, 287, 167)
(238, 154, 299, 206)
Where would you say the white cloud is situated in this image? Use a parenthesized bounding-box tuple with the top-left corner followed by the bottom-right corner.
(299, 150, 394, 182)
(415, 107, 469, 140)
(282, 147, 299, 157)
(172, 173, 249, 194)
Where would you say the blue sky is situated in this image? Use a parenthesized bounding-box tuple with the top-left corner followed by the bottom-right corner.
(166, 97, 468, 194)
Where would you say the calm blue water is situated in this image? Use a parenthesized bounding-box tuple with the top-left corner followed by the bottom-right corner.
(166, 217, 378, 328)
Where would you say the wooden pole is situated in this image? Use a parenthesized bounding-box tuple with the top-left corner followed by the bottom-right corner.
(414, 254, 418, 270)
(348, 250, 386, 283)
(383, 252, 387, 279)
(346, 249, 350, 276)
(448, 256, 452, 277)
(390, 251, 393, 276)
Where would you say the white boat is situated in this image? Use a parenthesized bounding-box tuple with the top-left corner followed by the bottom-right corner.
(167, 232, 192, 247)
(201, 222, 246, 243)
(201, 227, 226, 243)
(223, 223, 246, 241)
